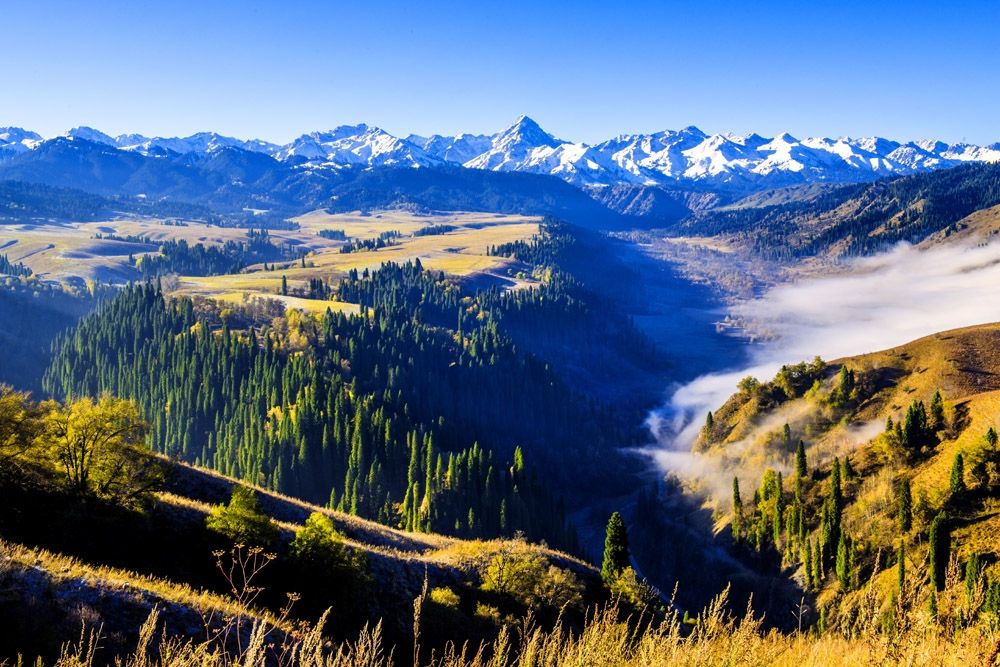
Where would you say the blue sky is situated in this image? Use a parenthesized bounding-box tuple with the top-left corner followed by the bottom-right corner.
(4, 0, 998, 144)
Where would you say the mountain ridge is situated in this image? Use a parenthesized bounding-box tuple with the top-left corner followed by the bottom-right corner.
(4, 118, 999, 192)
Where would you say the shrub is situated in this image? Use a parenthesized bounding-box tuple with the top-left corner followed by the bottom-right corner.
(206, 486, 278, 547)
(430, 587, 461, 608)
(480, 540, 584, 611)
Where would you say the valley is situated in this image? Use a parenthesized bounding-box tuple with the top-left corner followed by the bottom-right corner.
(3, 126, 1000, 665)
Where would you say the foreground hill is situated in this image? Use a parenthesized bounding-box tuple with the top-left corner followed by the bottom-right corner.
(0, 437, 601, 664)
(695, 322, 1000, 633)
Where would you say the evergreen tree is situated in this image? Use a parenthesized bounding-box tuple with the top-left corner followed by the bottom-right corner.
(842, 455, 856, 479)
(601, 512, 629, 583)
(897, 478, 913, 533)
(929, 512, 949, 591)
(950, 452, 966, 496)
(795, 440, 808, 480)
(732, 476, 743, 540)
(835, 533, 850, 590)
(965, 552, 982, 604)
(929, 390, 945, 432)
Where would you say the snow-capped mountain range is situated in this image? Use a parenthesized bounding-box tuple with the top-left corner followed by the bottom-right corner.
(2, 116, 998, 190)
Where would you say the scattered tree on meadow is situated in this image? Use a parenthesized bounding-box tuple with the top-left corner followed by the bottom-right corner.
(795, 440, 808, 480)
(929, 512, 949, 591)
(950, 452, 966, 496)
(601, 511, 630, 583)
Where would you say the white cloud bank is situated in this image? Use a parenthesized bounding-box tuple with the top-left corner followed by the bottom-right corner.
(647, 239, 1000, 479)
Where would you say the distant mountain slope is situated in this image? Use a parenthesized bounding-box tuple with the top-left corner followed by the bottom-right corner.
(0, 139, 639, 229)
(0, 179, 220, 223)
(3, 118, 998, 191)
(674, 162, 1000, 258)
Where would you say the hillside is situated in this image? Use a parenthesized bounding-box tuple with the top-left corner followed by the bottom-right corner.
(0, 429, 602, 664)
(693, 323, 1000, 633)
(673, 163, 1000, 259)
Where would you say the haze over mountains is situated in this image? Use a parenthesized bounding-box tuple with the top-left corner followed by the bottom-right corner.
(3, 116, 999, 191)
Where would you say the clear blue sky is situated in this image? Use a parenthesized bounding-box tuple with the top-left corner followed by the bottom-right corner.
(5, 0, 998, 144)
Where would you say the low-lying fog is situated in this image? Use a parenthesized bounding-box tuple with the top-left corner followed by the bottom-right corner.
(647, 239, 1000, 490)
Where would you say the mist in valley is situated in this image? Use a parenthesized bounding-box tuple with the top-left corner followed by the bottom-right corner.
(646, 239, 1000, 497)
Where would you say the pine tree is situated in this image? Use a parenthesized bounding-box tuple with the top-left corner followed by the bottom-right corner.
(836, 533, 850, 590)
(812, 537, 823, 586)
(732, 476, 744, 540)
(601, 512, 629, 583)
(965, 552, 982, 604)
(929, 390, 945, 432)
(843, 455, 856, 479)
(795, 440, 808, 480)
(950, 452, 966, 496)
(929, 512, 949, 591)
(897, 478, 912, 533)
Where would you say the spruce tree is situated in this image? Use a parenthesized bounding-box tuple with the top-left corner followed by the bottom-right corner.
(950, 452, 966, 496)
(929, 512, 949, 591)
(835, 533, 850, 590)
(732, 476, 744, 540)
(929, 390, 945, 432)
(601, 512, 629, 583)
(795, 440, 808, 480)
(965, 552, 982, 604)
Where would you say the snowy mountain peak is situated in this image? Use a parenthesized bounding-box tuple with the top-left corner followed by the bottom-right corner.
(65, 126, 117, 145)
(0, 127, 43, 156)
(498, 116, 560, 148)
(2, 119, 998, 189)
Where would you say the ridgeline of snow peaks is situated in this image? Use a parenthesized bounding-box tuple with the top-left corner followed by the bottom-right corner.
(2, 115, 999, 190)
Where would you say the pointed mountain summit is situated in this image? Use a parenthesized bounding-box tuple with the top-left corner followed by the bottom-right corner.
(465, 116, 563, 171)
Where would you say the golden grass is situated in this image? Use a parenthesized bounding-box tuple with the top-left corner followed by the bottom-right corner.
(169, 214, 539, 310)
(50, 577, 1000, 667)
(0, 212, 540, 309)
(0, 539, 287, 633)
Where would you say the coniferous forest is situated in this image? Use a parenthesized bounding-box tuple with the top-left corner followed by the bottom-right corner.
(42, 223, 652, 553)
